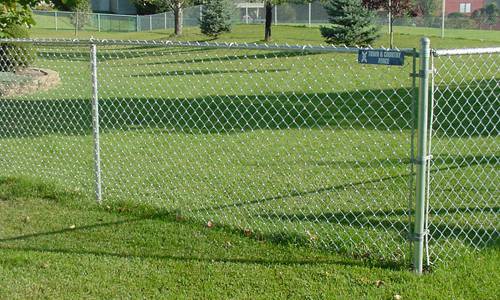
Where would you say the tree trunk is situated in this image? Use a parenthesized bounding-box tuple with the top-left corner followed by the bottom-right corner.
(174, 4, 183, 36)
(264, 2, 273, 42)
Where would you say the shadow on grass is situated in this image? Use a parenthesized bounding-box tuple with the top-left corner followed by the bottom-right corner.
(129, 68, 290, 78)
(0, 88, 415, 138)
(34, 46, 322, 64)
(198, 154, 498, 212)
(1, 78, 497, 139)
(0, 209, 395, 269)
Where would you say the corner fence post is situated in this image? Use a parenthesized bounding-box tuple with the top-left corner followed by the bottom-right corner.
(413, 37, 431, 274)
(90, 42, 103, 204)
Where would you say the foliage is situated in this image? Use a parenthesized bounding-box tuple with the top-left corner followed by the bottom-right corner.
(448, 12, 466, 18)
(67, 0, 91, 30)
(363, 0, 414, 18)
(472, 3, 500, 27)
(131, 0, 168, 14)
(320, 0, 379, 46)
(412, 0, 437, 17)
(131, 0, 200, 15)
(132, 0, 196, 35)
(0, 24, 34, 72)
(34, 0, 55, 10)
(0, 0, 40, 37)
(50, 0, 89, 11)
(363, 0, 413, 47)
(200, 0, 233, 37)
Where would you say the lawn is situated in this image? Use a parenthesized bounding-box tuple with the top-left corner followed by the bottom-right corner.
(0, 21, 498, 297)
(0, 177, 499, 299)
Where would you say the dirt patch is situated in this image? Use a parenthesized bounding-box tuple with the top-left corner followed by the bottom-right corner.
(0, 68, 60, 97)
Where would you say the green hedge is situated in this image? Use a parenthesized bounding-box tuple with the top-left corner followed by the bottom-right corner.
(0, 25, 35, 72)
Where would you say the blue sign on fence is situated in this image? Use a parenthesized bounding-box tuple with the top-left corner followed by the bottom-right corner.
(358, 49, 405, 66)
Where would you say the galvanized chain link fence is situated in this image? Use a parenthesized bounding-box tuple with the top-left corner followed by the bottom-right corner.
(427, 48, 500, 265)
(0, 38, 498, 271)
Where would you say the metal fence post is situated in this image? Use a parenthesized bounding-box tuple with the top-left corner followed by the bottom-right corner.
(274, 5, 278, 25)
(55, 11, 58, 31)
(308, 3, 311, 27)
(90, 42, 103, 204)
(98, 13, 101, 32)
(441, 0, 445, 38)
(413, 37, 431, 274)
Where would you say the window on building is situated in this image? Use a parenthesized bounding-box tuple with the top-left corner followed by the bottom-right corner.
(459, 3, 472, 13)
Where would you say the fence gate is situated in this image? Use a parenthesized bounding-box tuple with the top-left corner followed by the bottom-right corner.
(92, 41, 418, 266)
(425, 47, 500, 266)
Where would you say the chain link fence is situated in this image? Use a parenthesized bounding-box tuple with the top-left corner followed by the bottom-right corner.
(33, 3, 500, 33)
(0, 38, 498, 270)
(427, 48, 499, 265)
(33, 6, 204, 33)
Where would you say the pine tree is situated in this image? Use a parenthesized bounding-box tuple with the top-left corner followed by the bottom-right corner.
(320, 0, 380, 46)
(200, 0, 233, 37)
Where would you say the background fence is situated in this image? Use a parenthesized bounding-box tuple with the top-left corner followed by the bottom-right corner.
(33, 6, 205, 33)
(32, 2, 500, 33)
(0, 39, 498, 271)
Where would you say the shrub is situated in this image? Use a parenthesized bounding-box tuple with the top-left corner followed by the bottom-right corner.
(70, 0, 92, 30)
(200, 0, 233, 37)
(0, 25, 35, 72)
(448, 12, 466, 18)
(320, 0, 379, 46)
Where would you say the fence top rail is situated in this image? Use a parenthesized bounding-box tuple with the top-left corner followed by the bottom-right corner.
(0, 38, 418, 54)
(32, 9, 136, 18)
(433, 47, 500, 56)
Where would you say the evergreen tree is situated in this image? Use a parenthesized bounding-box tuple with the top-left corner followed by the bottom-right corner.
(320, 0, 379, 46)
(200, 0, 233, 37)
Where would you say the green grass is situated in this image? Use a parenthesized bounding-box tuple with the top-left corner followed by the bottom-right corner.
(0, 177, 499, 299)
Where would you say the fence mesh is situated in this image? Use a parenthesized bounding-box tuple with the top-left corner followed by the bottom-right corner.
(0, 40, 417, 264)
(0, 42, 94, 193)
(428, 50, 499, 263)
(0, 39, 498, 267)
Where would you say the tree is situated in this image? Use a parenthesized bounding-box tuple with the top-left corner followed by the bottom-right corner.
(320, 0, 379, 46)
(363, 0, 413, 48)
(132, 0, 195, 36)
(0, 1, 39, 72)
(0, 0, 40, 37)
(472, 3, 500, 29)
(260, 0, 311, 42)
(412, 0, 436, 17)
(200, 0, 233, 37)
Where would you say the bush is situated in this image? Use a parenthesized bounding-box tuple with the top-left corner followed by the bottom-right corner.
(320, 0, 379, 46)
(200, 0, 233, 37)
(70, 0, 92, 30)
(448, 12, 466, 18)
(0, 25, 34, 72)
(446, 17, 476, 29)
